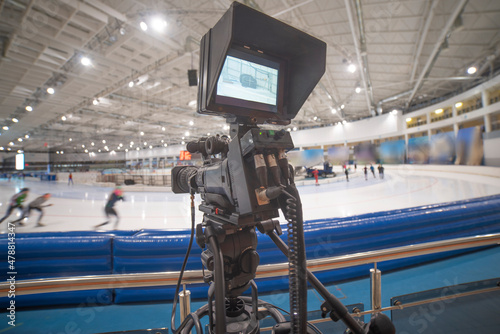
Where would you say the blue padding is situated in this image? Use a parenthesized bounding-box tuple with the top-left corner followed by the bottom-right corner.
(113, 195, 500, 303)
(0, 237, 112, 281)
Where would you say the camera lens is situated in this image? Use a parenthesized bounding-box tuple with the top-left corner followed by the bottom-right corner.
(172, 166, 198, 193)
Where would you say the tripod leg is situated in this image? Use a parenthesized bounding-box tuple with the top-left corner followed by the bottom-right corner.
(266, 230, 365, 334)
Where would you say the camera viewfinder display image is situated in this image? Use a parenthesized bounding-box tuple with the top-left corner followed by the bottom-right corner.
(217, 55, 278, 107)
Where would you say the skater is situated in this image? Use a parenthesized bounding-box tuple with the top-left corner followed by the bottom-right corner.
(68, 172, 73, 185)
(0, 188, 29, 224)
(13, 193, 52, 226)
(370, 164, 376, 178)
(95, 186, 125, 229)
(345, 167, 349, 182)
(312, 169, 319, 186)
(378, 164, 385, 179)
(364, 166, 368, 180)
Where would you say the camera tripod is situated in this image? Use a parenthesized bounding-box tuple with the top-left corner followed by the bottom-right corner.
(172, 206, 394, 334)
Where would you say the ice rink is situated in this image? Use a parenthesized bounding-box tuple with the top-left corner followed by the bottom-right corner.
(1, 165, 500, 233)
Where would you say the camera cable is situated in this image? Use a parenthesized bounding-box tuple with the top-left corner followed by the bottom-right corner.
(170, 191, 202, 334)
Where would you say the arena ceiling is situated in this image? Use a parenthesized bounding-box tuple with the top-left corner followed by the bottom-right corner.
(1, 0, 499, 154)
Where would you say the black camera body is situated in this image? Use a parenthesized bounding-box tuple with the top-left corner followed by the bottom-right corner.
(172, 125, 294, 227)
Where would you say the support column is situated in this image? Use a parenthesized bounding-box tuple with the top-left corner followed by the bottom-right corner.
(482, 89, 490, 109)
(484, 114, 492, 133)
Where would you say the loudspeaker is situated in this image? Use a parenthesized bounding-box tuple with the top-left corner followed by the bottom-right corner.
(188, 69, 198, 86)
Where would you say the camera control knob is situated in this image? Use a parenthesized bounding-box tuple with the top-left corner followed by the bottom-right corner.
(240, 249, 260, 274)
(273, 129, 286, 140)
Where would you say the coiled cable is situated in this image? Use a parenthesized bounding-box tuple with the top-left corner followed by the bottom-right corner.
(281, 188, 308, 334)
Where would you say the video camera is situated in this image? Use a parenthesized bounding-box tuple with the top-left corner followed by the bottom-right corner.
(171, 3, 394, 334)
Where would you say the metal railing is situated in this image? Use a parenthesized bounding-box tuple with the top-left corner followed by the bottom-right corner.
(2, 233, 499, 297)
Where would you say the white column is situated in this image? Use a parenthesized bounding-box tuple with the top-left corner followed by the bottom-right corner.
(484, 114, 492, 133)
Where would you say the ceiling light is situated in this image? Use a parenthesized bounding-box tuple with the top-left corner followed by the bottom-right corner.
(125, 148, 129, 152)
(185, 131, 190, 136)
(25, 106, 33, 112)
(162, 127, 165, 131)
(81, 57, 92, 66)
(347, 63, 356, 73)
(287, 128, 292, 132)
(119, 143, 123, 147)
(406, 117, 412, 122)
(130, 141, 134, 145)
(93, 99, 99, 105)
(455, 102, 463, 108)
(25, 134, 29, 138)
(435, 108, 443, 114)
(340, 104, 345, 109)
(91, 142, 95, 146)
(85, 149, 89, 153)
(47, 87, 55, 94)
(69, 138, 72, 141)
(150, 17, 167, 32)
(12, 118, 18, 123)
(0, 147, 3, 150)
(149, 145, 153, 149)
(119, 27, 126, 35)
(331, 108, 337, 114)
(17, 150, 23, 154)
(293, 127, 297, 131)
(82, 144, 85, 148)
(128, 81, 134, 88)
(189, 120, 194, 126)
(355, 86, 361, 94)
(164, 143, 168, 147)
(143, 142, 147, 146)
(207, 133, 210, 136)
(17, 138, 22, 142)
(467, 66, 477, 75)
(136, 147, 140, 151)
(140, 131, 144, 136)
(342, 120, 347, 125)
(61, 115, 67, 121)
(391, 109, 398, 115)
(102, 139, 106, 144)
(3, 126, 9, 130)
(181, 141, 185, 145)
(140, 21, 148, 31)
(188, 100, 197, 108)
(9, 142, 14, 146)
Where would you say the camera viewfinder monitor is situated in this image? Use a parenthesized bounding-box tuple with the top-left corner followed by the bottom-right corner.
(197, 2, 327, 125)
(215, 47, 284, 115)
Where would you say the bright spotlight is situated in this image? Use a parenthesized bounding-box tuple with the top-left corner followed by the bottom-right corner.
(467, 66, 477, 75)
(347, 63, 356, 73)
(151, 17, 167, 32)
(140, 21, 148, 31)
(81, 57, 92, 66)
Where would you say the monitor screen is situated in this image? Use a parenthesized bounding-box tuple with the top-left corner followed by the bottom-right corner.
(217, 55, 278, 106)
(214, 49, 281, 113)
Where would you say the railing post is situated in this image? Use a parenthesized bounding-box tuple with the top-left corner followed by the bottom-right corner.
(370, 264, 382, 311)
(179, 284, 191, 322)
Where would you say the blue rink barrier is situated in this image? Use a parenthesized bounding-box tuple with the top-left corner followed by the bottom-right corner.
(1, 194, 500, 307)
